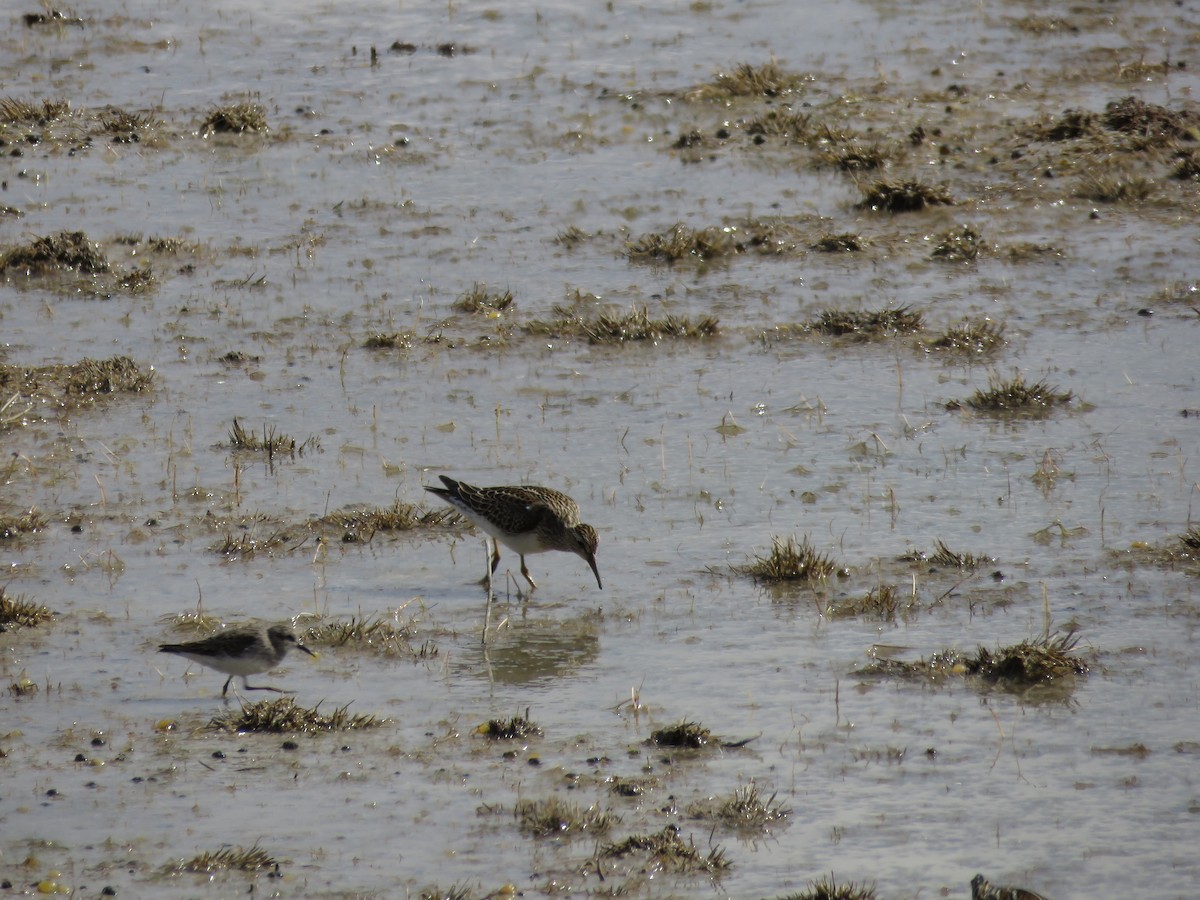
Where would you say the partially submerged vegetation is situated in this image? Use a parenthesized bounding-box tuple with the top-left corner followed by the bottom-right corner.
(926, 319, 1005, 354)
(686, 61, 809, 101)
(227, 418, 320, 459)
(765, 307, 923, 343)
(0, 230, 110, 275)
(477, 714, 542, 739)
(452, 283, 515, 315)
(734, 535, 841, 583)
(168, 844, 276, 874)
(0, 356, 153, 428)
(320, 501, 464, 541)
(949, 372, 1074, 416)
(650, 720, 712, 748)
(625, 220, 799, 264)
(515, 797, 618, 838)
(209, 697, 384, 734)
(826, 584, 916, 622)
(200, 102, 268, 135)
(0, 507, 47, 539)
(597, 825, 730, 875)
(779, 873, 878, 900)
(687, 782, 791, 833)
(0, 587, 53, 629)
(304, 614, 424, 657)
(524, 304, 718, 344)
(857, 179, 955, 212)
(858, 629, 1089, 689)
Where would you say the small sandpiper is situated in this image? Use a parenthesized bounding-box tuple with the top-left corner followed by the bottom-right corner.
(425, 474, 602, 591)
(158, 623, 315, 697)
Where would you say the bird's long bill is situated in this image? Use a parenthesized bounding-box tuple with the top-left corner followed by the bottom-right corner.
(586, 553, 603, 590)
(296, 644, 317, 657)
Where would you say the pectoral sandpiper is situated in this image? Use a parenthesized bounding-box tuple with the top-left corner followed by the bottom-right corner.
(424, 475, 602, 591)
(159, 623, 315, 697)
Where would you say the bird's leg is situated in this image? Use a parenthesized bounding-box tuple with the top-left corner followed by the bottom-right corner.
(222, 675, 234, 697)
(519, 556, 538, 592)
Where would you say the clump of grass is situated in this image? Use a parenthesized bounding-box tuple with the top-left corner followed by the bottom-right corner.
(169, 844, 275, 874)
(650, 720, 712, 748)
(554, 225, 590, 248)
(812, 306, 924, 338)
(227, 418, 319, 459)
(1102, 96, 1198, 139)
(743, 109, 810, 140)
(453, 283, 515, 315)
(201, 102, 267, 135)
(363, 330, 415, 350)
(688, 782, 791, 832)
(1, 357, 152, 427)
(0, 230, 110, 274)
(779, 873, 877, 900)
(950, 372, 1074, 416)
(419, 885, 475, 900)
(1025, 108, 1099, 142)
(1180, 525, 1200, 553)
(930, 225, 986, 261)
(0, 96, 71, 125)
(811, 233, 864, 253)
(929, 538, 989, 569)
(304, 615, 418, 655)
(515, 797, 618, 838)
(736, 535, 840, 583)
(926, 319, 1005, 354)
(321, 501, 463, 542)
(1171, 150, 1200, 180)
(625, 220, 798, 264)
(691, 61, 807, 99)
(856, 648, 967, 682)
(0, 587, 53, 628)
(625, 223, 736, 263)
(0, 507, 48, 538)
(600, 825, 730, 874)
(823, 142, 891, 172)
(857, 179, 954, 212)
(477, 715, 542, 739)
(209, 528, 294, 559)
(966, 628, 1089, 684)
(116, 265, 156, 293)
(210, 697, 384, 734)
(826, 585, 913, 622)
(63, 357, 153, 396)
(523, 305, 718, 344)
(97, 106, 161, 141)
(1074, 167, 1155, 203)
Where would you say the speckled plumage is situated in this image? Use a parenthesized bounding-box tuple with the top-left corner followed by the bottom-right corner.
(159, 623, 314, 697)
(425, 475, 601, 590)
(971, 874, 1049, 900)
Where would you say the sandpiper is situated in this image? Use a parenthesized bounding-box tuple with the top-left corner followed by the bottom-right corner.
(970, 874, 1049, 900)
(158, 623, 315, 697)
(425, 474, 602, 591)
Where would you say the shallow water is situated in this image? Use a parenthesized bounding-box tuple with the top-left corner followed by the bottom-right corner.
(3, 0, 1200, 897)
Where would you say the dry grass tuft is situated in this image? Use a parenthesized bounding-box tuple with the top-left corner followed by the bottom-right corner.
(227, 418, 320, 459)
(827, 585, 914, 622)
(0, 230, 109, 274)
(692, 61, 807, 100)
(0, 587, 54, 629)
(304, 615, 419, 655)
(736, 535, 840, 583)
(169, 844, 275, 874)
(649, 720, 712, 748)
(523, 305, 718, 344)
(930, 225, 987, 261)
(928, 538, 989, 569)
(452, 283, 515, 315)
(201, 102, 267, 135)
(811, 233, 864, 253)
(688, 781, 791, 832)
(477, 715, 542, 739)
(950, 372, 1073, 416)
(600, 825, 730, 874)
(858, 179, 954, 212)
(0, 357, 153, 428)
(1180, 526, 1200, 553)
(1074, 166, 1155, 203)
(321, 501, 464, 541)
(779, 873, 878, 900)
(965, 628, 1089, 684)
(0, 507, 48, 538)
(515, 797, 618, 838)
(625, 220, 798, 264)
(812, 306, 924, 338)
(209, 527, 295, 559)
(209, 697, 384, 734)
(926, 320, 1005, 354)
(0, 96, 71, 125)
